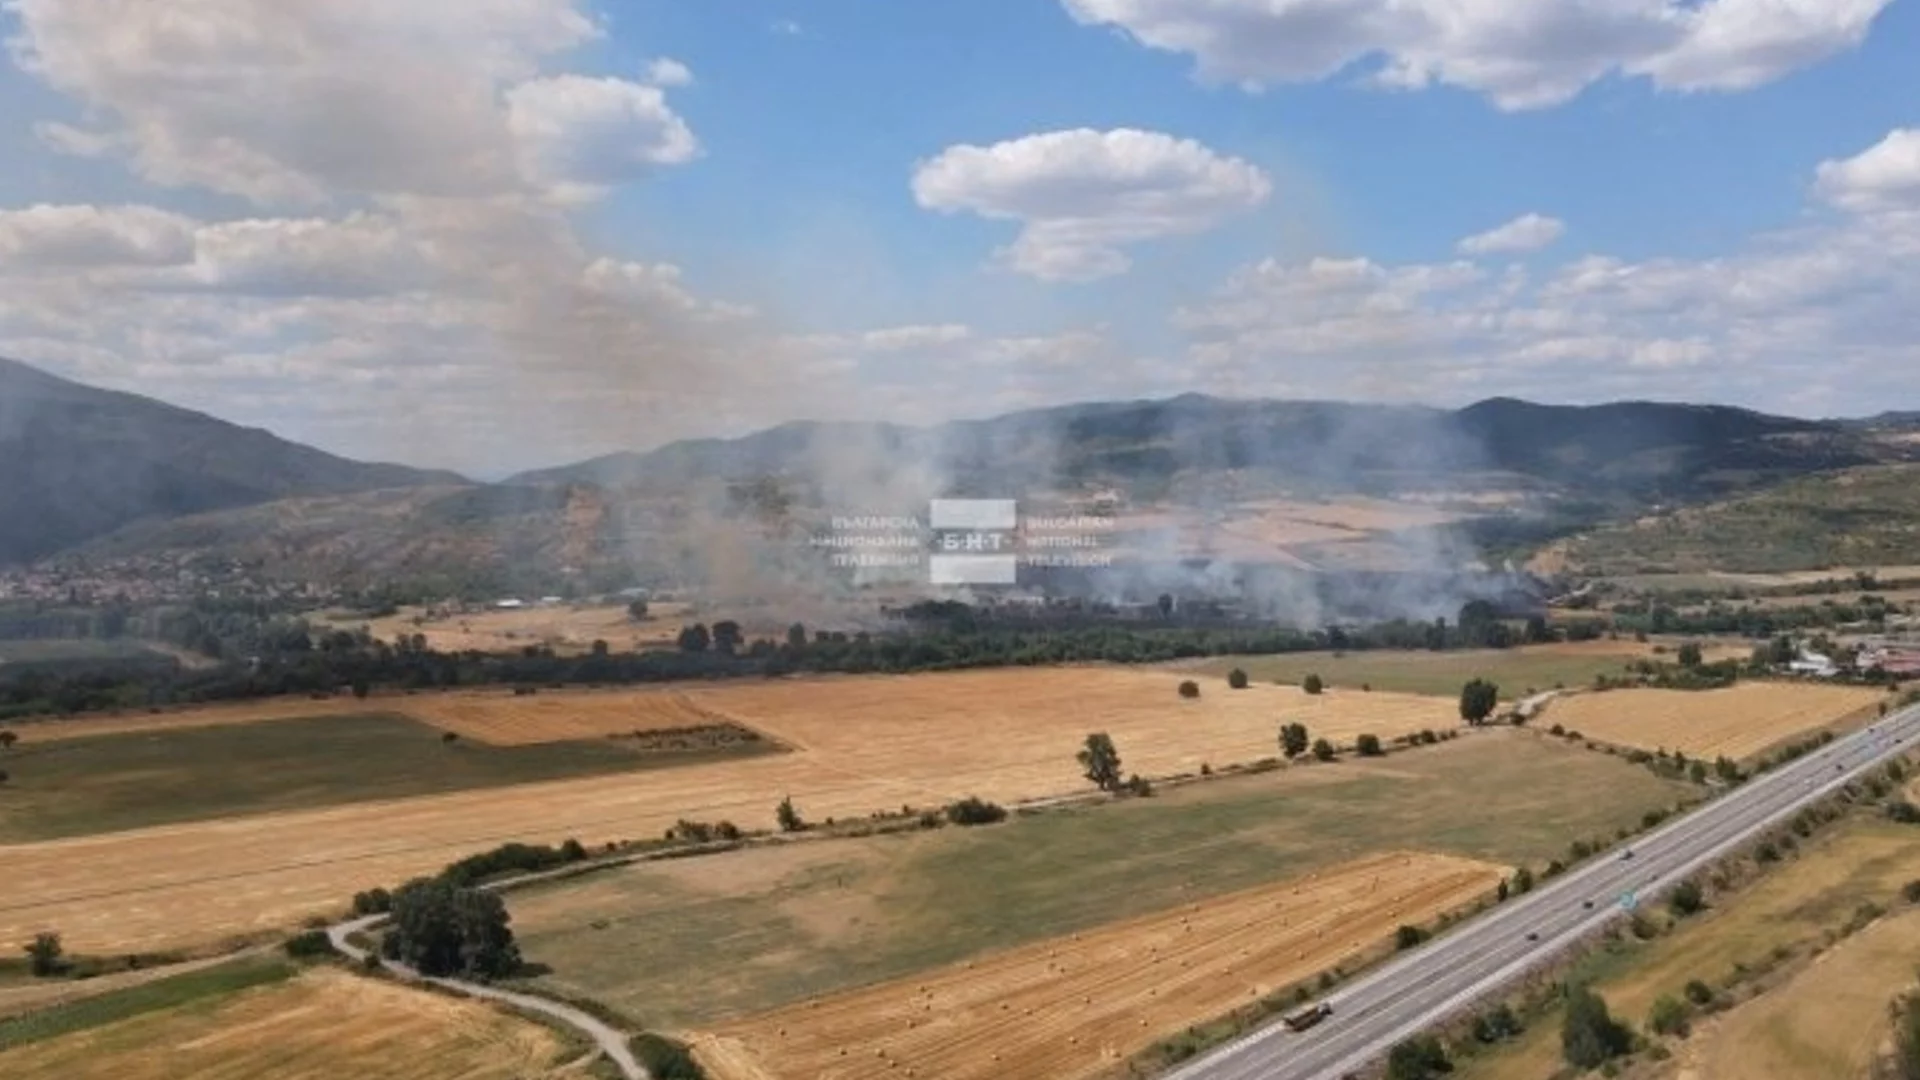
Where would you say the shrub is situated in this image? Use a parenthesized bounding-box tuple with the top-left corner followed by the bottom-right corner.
(631, 1033, 705, 1079)
(1648, 994, 1689, 1036)
(1667, 880, 1705, 917)
(777, 796, 805, 832)
(1384, 1033, 1451, 1079)
(944, 796, 1007, 826)
(283, 930, 334, 959)
(1227, 668, 1249, 690)
(1418, 729, 1438, 745)
(1178, 680, 1201, 699)
(440, 842, 578, 887)
(25, 932, 63, 977)
(1683, 979, 1715, 1006)
(352, 887, 393, 916)
(1394, 924, 1430, 950)
(1356, 734, 1384, 757)
(1303, 673, 1325, 695)
(1125, 773, 1154, 797)
(1473, 1003, 1523, 1043)
(1561, 984, 1633, 1069)
(1311, 738, 1336, 762)
(1887, 801, 1920, 824)
(1902, 880, 1920, 904)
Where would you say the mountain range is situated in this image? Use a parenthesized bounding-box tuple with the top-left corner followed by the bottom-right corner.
(3, 355, 1916, 586)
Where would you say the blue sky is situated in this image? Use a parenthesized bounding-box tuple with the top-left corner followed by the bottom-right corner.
(0, 0, 1918, 474)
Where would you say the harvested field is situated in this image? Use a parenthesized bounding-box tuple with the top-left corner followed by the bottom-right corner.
(392, 689, 743, 746)
(1457, 819, 1920, 1080)
(693, 852, 1503, 1080)
(0, 713, 776, 843)
(359, 601, 694, 654)
(0, 967, 566, 1079)
(511, 733, 1693, 1027)
(1680, 911, 1920, 1080)
(0, 667, 1457, 952)
(1534, 683, 1883, 759)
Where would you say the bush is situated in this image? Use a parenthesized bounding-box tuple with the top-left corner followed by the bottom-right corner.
(1667, 880, 1705, 917)
(1648, 994, 1689, 1037)
(1473, 1003, 1523, 1043)
(25, 932, 63, 977)
(1394, 924, 1430, 950)
(1356, 734, 1384, 757)
(1902, 880, 1920, 904)
(1311, 738, 1336, 762)
(1384, 1034, 1452, 1079)
(1125, 773, 1154, 797)
(1303, 673, 1325, 695)
(1178, 680, 1201, 699)
(1683, 979, 1715, 1006)
(352, 887, 393, 916)
(777, 796, 805, 832)
(1888, 801, 1920, 824)
(283, 930, 334, 959)
(1227, 668, 1249, 689)
(631, 1033, 705, 1079)
(944, 796, 1007, 826)
(440, 842, 578, 887)
(1561, 984, 1633, 1069)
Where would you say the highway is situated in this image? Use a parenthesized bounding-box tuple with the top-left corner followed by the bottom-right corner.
(1166, 702, 1920, 1080)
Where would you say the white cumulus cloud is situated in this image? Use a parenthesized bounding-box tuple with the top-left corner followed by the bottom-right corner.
(1458, 213, 1567, 256)
(1061, 0, 1893, 110)
(643, 57, 694, 87)
(0, 204, 197, 268)
(911, 128, 1271, 282)
(505, 75, 700, 199)
(1814, 128, 1920, 214)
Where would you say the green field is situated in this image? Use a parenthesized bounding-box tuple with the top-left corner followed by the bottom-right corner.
(1186, 648, 1638, 700)
(509, 732, 1697, 1029)
(0, 955, 295, 1053)
(1455, 817, 1920, 1080)
(0, 713, 779, 842)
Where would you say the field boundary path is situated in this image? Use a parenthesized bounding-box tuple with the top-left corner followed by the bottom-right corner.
(326, 914, 646, 1080)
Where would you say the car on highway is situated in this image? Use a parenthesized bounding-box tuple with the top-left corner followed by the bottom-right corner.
(1282, 1003, 1333, 1033)
(1619, 849, 1634, 860)
(1525, 931, 1539, 941)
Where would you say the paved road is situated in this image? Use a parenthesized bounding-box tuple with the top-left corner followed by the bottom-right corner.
(326, 915, 645, 1080)
(1167, 703, 1920, 1080)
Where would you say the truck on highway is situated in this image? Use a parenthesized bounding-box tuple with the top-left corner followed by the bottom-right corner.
(1282, 1002, 1332, 1032)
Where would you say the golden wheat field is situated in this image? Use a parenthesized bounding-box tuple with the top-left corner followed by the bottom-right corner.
(0, 968, 565, 1080)
(1536, 683, 1883, 759)
(691, 851, 1504, 1080)
(0, 668, 1460, 952)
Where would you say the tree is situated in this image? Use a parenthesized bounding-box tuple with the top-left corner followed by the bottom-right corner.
(1459, 679, 1499, 726)
(1667, 879, 1705, 917)
(627, 599, 649, 621)
(676, 623, 710, 653)
(1496, 879, 1509, 902)
(381, 877, 521, 979)
(1512, 866, 1535, 895)
(1302, 673, 1325, 695)
(1394, 924, 1429, 950)
(1688, 761, 1708, 784)
(1683, 980, 1715, 1006)
(1157, 593, 1174, 618)
(1311, 738, 1336, 762)
(441, 731, 460, 745)
(1357, 733, 1384, 757)
(25, 932, 62, 977)
(711, 620, 743, 655)
(1385, 1034, 1452, 1080)
(0, 769, 8, 785)
(1894, 994, 1920, 1080)
(1524, 615, 1553, 644)
(1178, 680, 1201, 699)
(1561, 984, 1633, 1069)
(1078, 733, 1124, 792)
(350, 678, 370, 700)
(786, 623, 807, 648)
(776, 795, 804, 832)
(1280, 722, 1310, 760)
(1227, 668, 1249, 690)
(1677, 642, 1704, 668)
(0, 730, 16, 751)
(590, 639, 609, 658)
